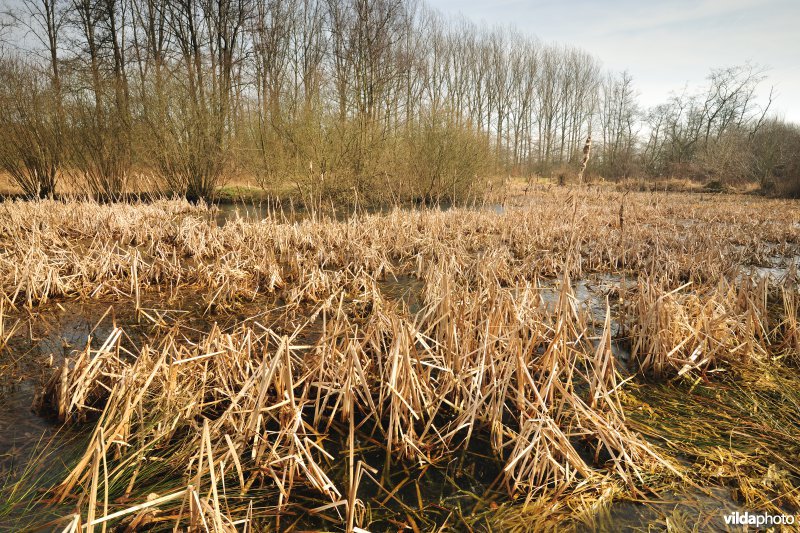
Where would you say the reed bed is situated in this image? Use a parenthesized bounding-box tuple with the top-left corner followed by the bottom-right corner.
(0, 189, 798, 530)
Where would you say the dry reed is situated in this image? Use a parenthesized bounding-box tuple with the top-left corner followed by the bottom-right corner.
(0, 189, 797, 530)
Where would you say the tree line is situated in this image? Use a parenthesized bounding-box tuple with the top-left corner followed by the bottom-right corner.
(0, 0, 797, 202)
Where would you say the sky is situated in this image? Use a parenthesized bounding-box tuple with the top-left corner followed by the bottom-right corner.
(426, 0, 800, 123)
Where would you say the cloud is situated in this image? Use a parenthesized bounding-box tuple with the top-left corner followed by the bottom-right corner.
(426, 0, 800, 122)
(582, 0, 771, 36)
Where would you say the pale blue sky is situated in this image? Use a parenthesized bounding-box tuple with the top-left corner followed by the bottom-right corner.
(427, 0, 800, 122)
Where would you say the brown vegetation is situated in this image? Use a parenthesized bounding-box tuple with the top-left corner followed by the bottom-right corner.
(0, 189, 798, 530)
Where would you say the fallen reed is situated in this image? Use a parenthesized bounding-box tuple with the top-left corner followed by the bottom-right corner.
(0, 189, 797, 530)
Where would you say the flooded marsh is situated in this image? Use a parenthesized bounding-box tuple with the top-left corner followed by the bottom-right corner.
(0, 189, 799, 531)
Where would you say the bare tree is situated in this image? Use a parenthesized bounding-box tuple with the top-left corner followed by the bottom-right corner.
(599, 71, 638, 179)
(152, 0, 252, 199)
(0, 0, 793, 201)
(4, 0, 65, 93)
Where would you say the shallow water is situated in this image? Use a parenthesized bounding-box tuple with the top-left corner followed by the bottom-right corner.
(536, 273, 633, 325)
(0, 384, 57, 470)
(378, 274, 425, 314)
(746, 257, 798, 281)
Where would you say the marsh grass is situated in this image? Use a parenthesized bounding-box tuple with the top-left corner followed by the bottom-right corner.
(0, 189, 798, 530)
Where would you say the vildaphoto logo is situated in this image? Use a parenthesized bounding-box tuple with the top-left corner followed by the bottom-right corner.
(724, 512, 796, 527)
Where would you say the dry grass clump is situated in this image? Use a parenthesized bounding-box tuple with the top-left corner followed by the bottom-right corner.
(0, 302, 19, 354)
(774, 282, 800, 361)
(626, 278, 775, 378)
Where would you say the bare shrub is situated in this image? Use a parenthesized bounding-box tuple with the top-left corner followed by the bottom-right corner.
(0, 59, 62, 198)
(401, 113, 492, 203)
